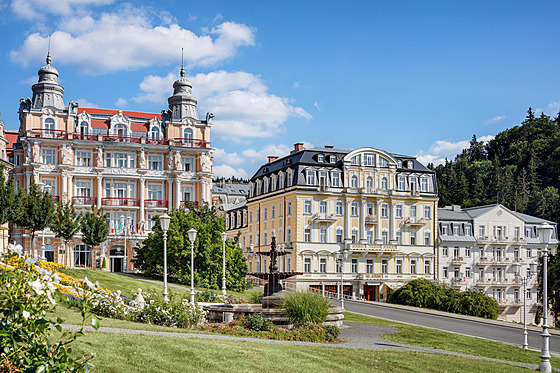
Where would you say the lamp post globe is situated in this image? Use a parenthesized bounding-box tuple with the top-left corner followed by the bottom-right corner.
(159, 213, 171, 302)
(187, 228, 197, 304)
(537, 222, 554, 372)
(221, 232, 227, 296)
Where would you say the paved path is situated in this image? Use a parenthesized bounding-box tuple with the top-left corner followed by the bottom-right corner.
(62, 321, 558, 371)
(335, 298, 560, 354)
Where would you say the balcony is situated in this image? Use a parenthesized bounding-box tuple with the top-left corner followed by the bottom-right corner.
(451, 277, 467, 285)
(173, 138, 210, 148)
(73, 133, 98, 141)
(451, 256, 465, 264)
(72, 196, 95, 205)
(403, 217, 425, 226)
(28, 129, 70, 139)
(144, 199, 168, 208)
(181, 200, 199, 208)
(311, 213, 337, 222)
(365, 215, 378, 225)
(102, 135, 142, 144)
(145, 138, 169, 146)
(102, 197, 140, 207)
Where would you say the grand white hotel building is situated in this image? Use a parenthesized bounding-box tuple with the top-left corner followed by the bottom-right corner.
(9, 53, 214, 271)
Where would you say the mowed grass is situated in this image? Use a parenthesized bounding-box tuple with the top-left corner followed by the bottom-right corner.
(344, 312, 560, 368)
(61, 268, 262, 300)
(69, 331, 533, 373)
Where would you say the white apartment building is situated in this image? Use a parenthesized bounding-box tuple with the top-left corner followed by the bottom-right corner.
(438, 204, 558, 322)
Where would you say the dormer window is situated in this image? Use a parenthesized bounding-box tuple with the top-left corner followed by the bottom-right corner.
(364, 153, 376, 166)
(183, 128, 193, 139)
(380, 157, 389, 167)
(115, 123, 126, 137)
(351, 155, 361, 165)
(397, 160, 402, 168)
(79, 121, 88, 134)
(306, 170, 316, 185)
(150, 126, 160, 139)
(317, 154, 324, 162)
(329, 155, 336, 163)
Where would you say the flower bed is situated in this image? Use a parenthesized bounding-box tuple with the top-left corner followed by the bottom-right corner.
(200, 321, 338, 343)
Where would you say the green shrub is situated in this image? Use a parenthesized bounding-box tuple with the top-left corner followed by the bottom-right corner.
(195, 291, 220, 302)
(388, 279, 498, 320)
(240, 312, 273, 331)
(323, 325, 340, 339)
(282, 291, 331, 327)
(247, 289, 263, 304)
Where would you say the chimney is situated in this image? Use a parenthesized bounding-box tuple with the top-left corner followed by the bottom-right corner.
(268, 156, 278, 163)
(324, 145, 334, 149)
(293, 143, 304, 152)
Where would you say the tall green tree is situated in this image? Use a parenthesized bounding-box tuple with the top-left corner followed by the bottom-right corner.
(50, 201, 81, 266)
(135, 203, 249, 291)
(15, 182, 55, 257)
(80, 205, 109, 269)
(0, 166, 17, 250)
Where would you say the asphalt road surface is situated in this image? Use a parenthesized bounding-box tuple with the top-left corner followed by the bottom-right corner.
(336, 299, 560, 354)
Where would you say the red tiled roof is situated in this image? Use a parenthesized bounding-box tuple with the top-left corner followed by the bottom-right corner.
(79, 107, 161, 120)
(5, 132, 18, 148)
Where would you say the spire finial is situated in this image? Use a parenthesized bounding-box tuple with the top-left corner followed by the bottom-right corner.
(180, 47, 185, 77)
(46, 34, 52, 65)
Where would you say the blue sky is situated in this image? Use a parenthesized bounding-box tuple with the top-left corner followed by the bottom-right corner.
(2, 0, 560, 178)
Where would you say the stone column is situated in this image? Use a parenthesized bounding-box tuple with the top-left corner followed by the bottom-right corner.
(360, 198, 367, 243)
(376, 200, 382, 242)
(167, 179, 172, 213)
(26, 172, 31, 191)
(139, 178, 145, 224)
(61, 170, 68, 201)
(67, 174, 73, 202)
(345, 198, 352, 242)
(175, 179, 181, 209)
(390, 200, 396, 242)
(97, 175, 103, 206)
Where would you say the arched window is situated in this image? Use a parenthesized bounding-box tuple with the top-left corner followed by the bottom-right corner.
(44, 118, 55, 131)
(183, 128, 193, 139)
(150, 126, 160, 139)
(79, 121, 88, 134)
(115, 123, 126, 137)
(351, 175, 358, 188)
(366, 176, 373, 190)
(381, 177, 388, 190)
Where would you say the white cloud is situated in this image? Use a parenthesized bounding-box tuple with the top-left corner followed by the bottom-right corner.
(241, 144, 292, 164)
(115, 97, 127, 107)
(75, 97, 97, 108)
(134, 70, 311, 141)
(11, 0, 113, 21)
(213, 148, 246, 166)
(485, 115, 506, 125)
(314, 101, 322, 110)
(10, 7, 256, 74)
(213, 164, 250, 179)
(546, 100, 560, 114)
(415, 136, 494, 166)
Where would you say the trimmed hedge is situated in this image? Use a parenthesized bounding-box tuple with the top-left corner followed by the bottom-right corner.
(388, 279, 499, 319)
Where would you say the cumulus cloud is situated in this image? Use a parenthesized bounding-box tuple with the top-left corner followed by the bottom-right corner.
(213, 164, 250, 179)
(10, 7, 256, 74)
(75, 97, 97, 108)
(213, 148, 246, 166)
(115, 97, 127, 107)
(415, 135, 495, 166)
(241, 144, 293, 164)
(485, 115, 506, 125)
(134, 70, 311, 141)
(11, 0, 113, 21)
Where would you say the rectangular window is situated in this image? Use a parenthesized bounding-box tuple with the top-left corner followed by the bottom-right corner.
(454, 246, 460, 257)
(465, 225, 472, 236)
(526, 248, 532, 258)
(367, 230, 373, 244)
(271, 206, 275, 218)
(382, 231, 388, 244)
(336, 228, 343, 243)
(351, 155, 361, 165)
(183, 157, 193, 171)
(424, 260, 431, 274)
(332, 173, 340, 187)
(287, 201, 292, 216)
(398, 177, 405, 190)
(76, 181, 91, 197)
(304, 228, 311, 242)
(381, 204, 388, 218)
(351, 202, 358, 216)
(263, 232, 268, 245)
(351, 230, 358, 244)
(307, 171, 315, 185)
(351, 258, 358, 273)
(320, 228, 327, 243)
(336, 201, 343, 215)
(410, 259, 417, 274)
(421, 178, 428, 192)
(148, 155, 162, 170)
(304, 257, 312, 273)
(526, 289, 532, 299)
(396, 259, 402, 274)
(74, 244, 91, 267)
(287, 228, 291, 243)
(479, 225, 485, 237)
(42, 149, 56, 164)
(424, 232, 430, 245)
(364, 153, 376, 166)
(114, 153, 127, 168)
(319, 201, 327, 214)
(304, 200, 312, 215)
(396, 204, 402, 218)
(465, 247, 471, 257)
(381, 259, 388, 274)
(424, 206, 431, 219)
(442, 246, 448, 256)
(443, 267, 448, 278)
(410, 205, 417, 218)
(410, 231, 416, 245)
(263, 208, 268, 220)
(465, 267, 471, 278)
(366, 259, 373, 274)
(76, 151, 91, 166)
(319, 257, 327, 273)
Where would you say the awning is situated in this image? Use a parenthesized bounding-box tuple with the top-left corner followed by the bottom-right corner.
(366, 282, 382, 286)
(385, 282, 405, 290)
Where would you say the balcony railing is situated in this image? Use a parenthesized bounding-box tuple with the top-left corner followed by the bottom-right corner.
(28, 129, 70, 139)
(181, 200, 199, 208)
(72, 196, 95, 205)
(145, 138, 169, 146)
(451, 256, 465, 264)
(102, 135, 142, 144)
(73, 133, 98, 141)
(144, 199, 168, 208)
(311, 213, 337, 222)
(365, 215, 378, 224)
(174, 138, 210, 148)
(404, 217, 425, 226)
(102, 197, 140, 207)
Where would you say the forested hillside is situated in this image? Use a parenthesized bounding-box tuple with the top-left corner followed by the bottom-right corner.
(434, 108, 560, 224)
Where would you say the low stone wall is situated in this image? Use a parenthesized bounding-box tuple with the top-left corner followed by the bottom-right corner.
(201, 303, 344, 328)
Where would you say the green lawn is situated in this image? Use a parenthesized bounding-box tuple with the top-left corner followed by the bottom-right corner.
(69, 331, 532, 373)
(344, 312, 559, 368)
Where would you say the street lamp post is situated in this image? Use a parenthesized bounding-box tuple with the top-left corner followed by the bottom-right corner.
(187, 228, 197, 304)
(513, 261, 538, 349)
(336, 250, 347, 310)
(221, 232, 227, 296)
(159, 213, 171, 302)
(120, 215, 128, 272)
(537, 222, 554, 372)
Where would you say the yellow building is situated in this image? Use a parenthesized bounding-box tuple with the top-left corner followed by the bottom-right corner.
(10, 53, 214, 271)
(227, 143, 438, 301)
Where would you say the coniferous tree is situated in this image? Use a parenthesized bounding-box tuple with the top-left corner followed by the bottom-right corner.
(80, 206, 109, 269)
(50, 201, 81, 266)
(0, 166, 16, 250)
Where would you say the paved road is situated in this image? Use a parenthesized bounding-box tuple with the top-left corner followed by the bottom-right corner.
(334, 299, 560, 354)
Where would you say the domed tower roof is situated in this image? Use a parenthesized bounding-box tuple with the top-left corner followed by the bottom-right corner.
(31, 51, 64, 110)
(168, 63, 198, 121)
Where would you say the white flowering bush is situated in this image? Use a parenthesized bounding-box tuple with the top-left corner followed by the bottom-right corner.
(0, 252, 100, 372)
